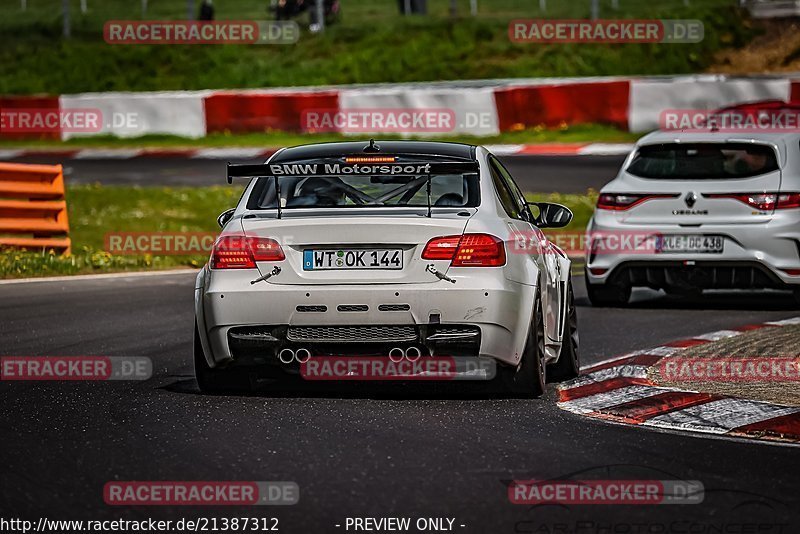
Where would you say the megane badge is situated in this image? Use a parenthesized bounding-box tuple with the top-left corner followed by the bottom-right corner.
(684, 192, 698, 208)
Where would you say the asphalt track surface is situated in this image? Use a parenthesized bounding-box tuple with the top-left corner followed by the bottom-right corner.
(9, 154, 626, 192)
(1, 272, 799, 531)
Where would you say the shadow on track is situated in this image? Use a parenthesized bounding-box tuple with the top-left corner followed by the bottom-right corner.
(160, 375, 561, 401)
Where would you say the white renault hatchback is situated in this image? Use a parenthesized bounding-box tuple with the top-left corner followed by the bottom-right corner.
(585, 130, 800, 306)
(194, 141, 579, 396)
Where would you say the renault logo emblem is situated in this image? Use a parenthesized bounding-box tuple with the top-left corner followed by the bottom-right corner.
(684, 192, 697, 208)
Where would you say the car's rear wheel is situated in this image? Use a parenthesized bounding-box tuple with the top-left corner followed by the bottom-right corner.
(547, 280, 580, 382)
(500, 290, 546, 398)
(585, 268, 631, 307)
(194, 321, 252, 394)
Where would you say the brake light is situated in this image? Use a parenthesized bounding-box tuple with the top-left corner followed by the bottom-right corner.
(704, 192, 800, 210)
(596, 193, 677, 211)
(421, 235, 461, 260)
(211, 236, 285, 269)
(344, 156, 397, 163)
(422, 234, 506, 267)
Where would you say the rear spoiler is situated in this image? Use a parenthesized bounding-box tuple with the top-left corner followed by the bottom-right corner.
(226, 160, 480, 219)
(226, 161, 479, 184)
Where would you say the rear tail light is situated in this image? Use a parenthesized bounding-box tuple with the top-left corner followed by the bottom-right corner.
(704, 192, 800, 210)
(422, 233, 505, 267)
(344, 156, 397, 163)
(211, 236, 285, 269)
(780, 268, 800, 276)
(596, 193, 678, 211)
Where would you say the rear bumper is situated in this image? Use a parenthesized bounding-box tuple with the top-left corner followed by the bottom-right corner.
(589, 260, 791, 291)
(195, 268, 535, 368)
(585, 215, 800, 289)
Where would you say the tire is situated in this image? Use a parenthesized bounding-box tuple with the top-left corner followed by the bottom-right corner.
(500, 290, 546, 398)
(585, 268, 631, 307)
(194, 321, 252, 394)
(547, 280, 580, 382)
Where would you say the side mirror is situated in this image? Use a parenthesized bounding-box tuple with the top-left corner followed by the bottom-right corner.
(528, 202, 573, 229)
(217, 208, 236, 228)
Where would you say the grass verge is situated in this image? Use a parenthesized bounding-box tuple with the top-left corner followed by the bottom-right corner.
(0, 125, 640, 149)
(0, 0, 752, 94)
(0, 185, 596, 279)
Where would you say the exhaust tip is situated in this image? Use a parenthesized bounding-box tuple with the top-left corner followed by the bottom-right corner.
(389, 347, 405, 363)
(295, 348, 311, 364)
(405, 346, 422, 362)
(278, 348, 295, 364)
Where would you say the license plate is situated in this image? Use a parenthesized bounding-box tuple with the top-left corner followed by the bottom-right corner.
(656, 235, 724, 254)
(303, 249, 403, 270)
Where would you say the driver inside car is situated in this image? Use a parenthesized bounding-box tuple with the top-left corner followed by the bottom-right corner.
(289, 177, 348, 207)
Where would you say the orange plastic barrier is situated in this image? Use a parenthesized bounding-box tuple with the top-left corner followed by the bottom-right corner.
(0, 162, 71, 254)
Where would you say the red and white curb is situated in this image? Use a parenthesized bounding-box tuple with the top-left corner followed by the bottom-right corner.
(0, 143, 633, 161)
(558, 317, 800, 444)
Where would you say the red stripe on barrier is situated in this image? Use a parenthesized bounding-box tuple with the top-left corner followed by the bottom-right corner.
(517, 143, 587, 155)
(558, 376, 652, 402)
(791, 81, 800, 102)
(0, 96, 61, 140)
(204, 91, 340, 134)
(734, 323, 778, 332)
(596, 391, 717, 424)
(733, 411, 800, 440)
(664, 338, 711, 348)
(493, 81, 630, 132)
(137, 149, 200, 158)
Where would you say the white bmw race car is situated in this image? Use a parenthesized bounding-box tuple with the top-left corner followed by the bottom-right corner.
(586, 129, 800, 306)
(194, 140, 579, 396)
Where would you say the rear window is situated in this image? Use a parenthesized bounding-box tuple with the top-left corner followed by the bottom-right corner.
(627, 143, 779, 179)
(249, 173, 480, 210)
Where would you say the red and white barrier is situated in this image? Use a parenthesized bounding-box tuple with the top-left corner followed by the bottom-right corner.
(628, 75, 791, 132)
(338, 86, 500, 136)
(60, 91, 210, 139)
(2, 75, 799, 141)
